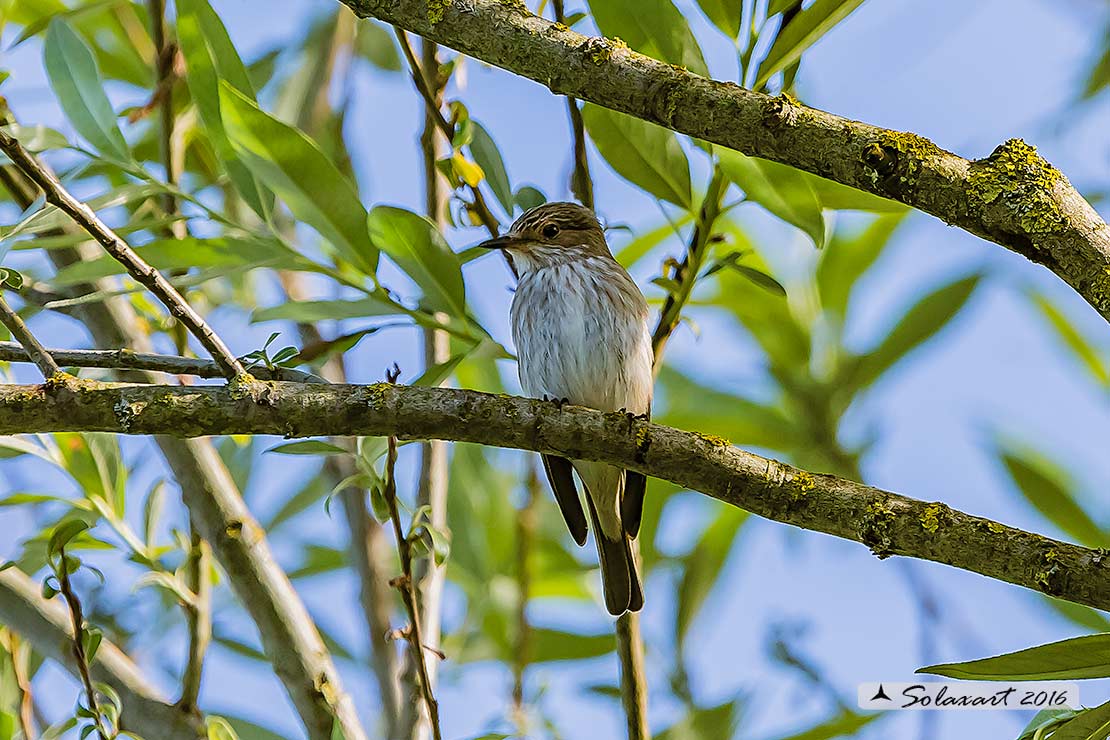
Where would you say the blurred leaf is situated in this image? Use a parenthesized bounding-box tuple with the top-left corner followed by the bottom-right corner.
(267, 440, 349, 456)
(514, 185, 547, 212)
(530, 628, 614, 663)
(206, 717, 239, 740)
(177, 0, 270, 217)
(0, 122, 69, 152)
(845, 273, 980, 391)
(1029, 292, 1110, 388)
(816, 214, 904, 320)
(695, 0, 742, 37)
(469, 122, 514, 216)
(1081, 28, 1110, 100)
(43, 19, 130, 162)
(676, 507, 747, 644)
(655, 698, 741, 740)
(718, 150, 825, 247)
(755, 0, 867, 89)
(768, 711, 880, 740)
(920, 635, 1110, 680)
(808, 176, 907, 213)
(354, 19, 401, 71)
(1043, 596, 1110, 633)
(615, 213, 693, 268)
(1019, 710, 1081, 740)
(588, 0, 708, 76)
(995, 445, 1104, 547)
(252, 297, 399, 323)
(582, 104, 691, 208)
(289, 545, 345, 579)
(367, 206, 466, 316)
(219, 83, 377, 274)
(1033, 702, 1110, 740)
(265, 472, 333, 532)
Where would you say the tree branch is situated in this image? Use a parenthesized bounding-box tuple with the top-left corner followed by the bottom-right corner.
(0, 131, 247, 378)
(3, 380, 1108, 616)
(340, 0, 1110, 322)
(0, 295, 62, 378)
(0, 567, 206, 740)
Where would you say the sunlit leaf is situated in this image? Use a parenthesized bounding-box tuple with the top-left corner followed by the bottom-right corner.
(920, 635, 1110, 680)
(354, 19, 401, 71)
(251, 297, 400, 323)
(755, 0, 867, 89)
(43, 19, 130, 162)
(656, 698, 741, 740)
(767, 710, 880, 740)
(367, 206, 466, 316)
(588, 0, 708, 76)
(266, 440, 350, 456)
(718, 149, 825, 247)
(1028, 292, 1110, 388)
(219, 83, 377, 274)
(469, 122, 514, 216)
(582, 104, 691, 208)
(694, 0, 743, 37)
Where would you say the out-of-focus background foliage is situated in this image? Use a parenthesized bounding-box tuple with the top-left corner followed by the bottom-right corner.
(1, 0, 1110, 738)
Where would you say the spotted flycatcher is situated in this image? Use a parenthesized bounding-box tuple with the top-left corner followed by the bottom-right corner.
(480, 202, 653, 615)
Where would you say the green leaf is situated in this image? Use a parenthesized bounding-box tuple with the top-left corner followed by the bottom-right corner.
(582, 104, 691, 208)
(176, 0, 269, 217)
(755, 0, 867, 89)
(588, 0, 708, 76)
(219, 83, 377, 274)
(367, 206, 466, 316)
(808, 175, 907, 213)
(207, 716, 240, 740)
(727, 262, 787, 296)
(530, 628, 614, 663)
(816, 214, 904, 320)
(676, 507, 747, 644)
(514, 185, 546, 212)
(1082, 29, 1110, 100)
(0, 711, 14, 740)
(996, 446, 1104, 547)
(920, 635, 1110, 680)
(221, 716, 287, 740)
(1019, 709, 1080, 740)
(846, 274, 980, 390)
(266, 440, 350, 456)
(1029, 292, 1110, 388)
(469, 122, 514, 215)
(655, 699, 741, 740)
(718, 149, 825, 247)
(251, 296, 400, 323)
(1040, 702, 1110, 740)
(694, 0, 742, 37)
(1043, 596, 1110, 634)
(43, 19, 130, 162)
(354, 19, 401, 71)
(767, 711, 880, 740)
(47, 519, 91, 558)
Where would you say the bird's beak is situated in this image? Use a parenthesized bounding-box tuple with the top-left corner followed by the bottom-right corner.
(476, 233, 523, 250)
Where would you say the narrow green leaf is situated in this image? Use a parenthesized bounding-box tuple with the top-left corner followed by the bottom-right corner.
(767, 711, 880, 740)
(920, 635, 1110, 680)
(1038, 701, 1110, 740)
(43, 19, 129, 161)
(755, 0, 867, 89)
(266, 440, 350, 456)
(996, 446, 1104, 547)
(656, 699, 741, 740)
(251, 297, 400, 323)
(219, 83, 377, 273)
(47, 519, 90, 557)
(816, 213, 905, 319)
(176, 0, 269, 217)
(1081, 29, 1110, 100)
(469, 122, 514, 215)
(718, 149, 825, 247)
(695, 0, 743, 37)
(807, 175, 907, 213)
(1019, 709, 1080, 740)
(582, 104, 691, 208)
(588, 0, 708, 76)
(530, 628, 614, 663)
(367, 206, 465, 316)
(728, 263, 787, 296)
(354, 19, 401, 71)
(207, 716, 240, 740)
(0, 711, 14, 740)
(1029, 292, 1110, 388)
(847, 274, 980, 390)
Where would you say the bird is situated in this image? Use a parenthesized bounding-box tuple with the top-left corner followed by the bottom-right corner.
(479, 202, 653, 615)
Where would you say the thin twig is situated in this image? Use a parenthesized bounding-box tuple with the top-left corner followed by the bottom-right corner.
(650, 167, 727, 369)
(511, 462, 539, 732)
(0, 131, 247, 379)
(178, 530, 210, 712)
(2, 631, 37, 740)
(392, 28, 500, 237)
(57, 546, 112, 740)
(382, 367, 443, 740)
(0, 294, 61, 378)
(0, 341, 321, 382)
(551, 0, 593, 209)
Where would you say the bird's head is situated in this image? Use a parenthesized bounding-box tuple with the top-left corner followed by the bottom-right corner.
(478, 202, 611, 273)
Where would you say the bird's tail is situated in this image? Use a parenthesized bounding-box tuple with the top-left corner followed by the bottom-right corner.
(585, 492, 643, 615)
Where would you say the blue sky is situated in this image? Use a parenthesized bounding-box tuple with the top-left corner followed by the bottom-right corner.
(3, 1, 1110, 738)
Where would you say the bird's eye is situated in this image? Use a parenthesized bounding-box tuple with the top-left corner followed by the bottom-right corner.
(542, 224, 560, 239)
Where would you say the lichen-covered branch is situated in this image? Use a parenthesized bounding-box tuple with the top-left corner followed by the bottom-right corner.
(0, 567, 206, 740)
(3, 379, 1109, 616)
(340, 0, 1110, 322)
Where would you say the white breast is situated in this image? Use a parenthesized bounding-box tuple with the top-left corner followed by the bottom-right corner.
(510, 257, 653, 414)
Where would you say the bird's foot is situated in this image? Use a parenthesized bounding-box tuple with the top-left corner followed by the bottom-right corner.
(544, 395, 572, 410)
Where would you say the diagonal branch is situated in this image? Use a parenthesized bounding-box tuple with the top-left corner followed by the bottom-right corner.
(339, 0, 1110, 323)
(0, 294, 61, 378)
(0, 567, 206, 740)
(0, 131, 247, 378)
(4, 380, 1110, 617)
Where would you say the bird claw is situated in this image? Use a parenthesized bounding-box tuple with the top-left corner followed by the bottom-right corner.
(543, 395, 571, 410)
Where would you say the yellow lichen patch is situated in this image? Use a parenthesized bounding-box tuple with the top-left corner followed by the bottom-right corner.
(967, 138, 1064, 235)
(920, 503, 944, 534)
(793, 471, 815, 494)
(875, 130, 944, 184)
(365, 382, 390, 409)
(426, 0, 450, 24)
(695, 432, 730, 448)
(589, 37, 628, 65)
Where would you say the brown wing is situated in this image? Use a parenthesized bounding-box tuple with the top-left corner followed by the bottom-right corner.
(622, 471, 646, 539)
(541, 453, 588, 546)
